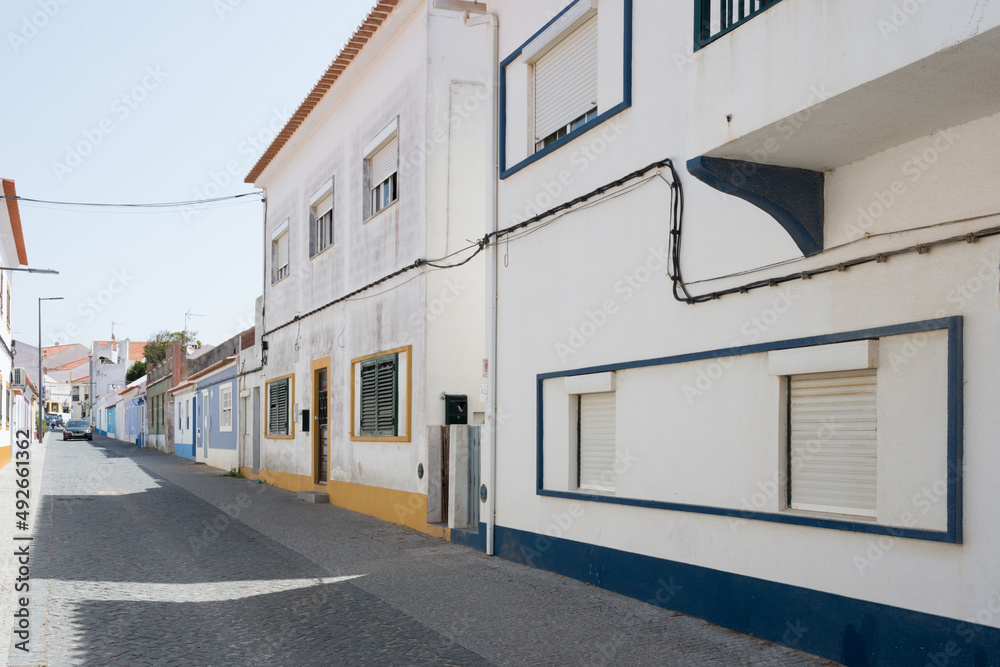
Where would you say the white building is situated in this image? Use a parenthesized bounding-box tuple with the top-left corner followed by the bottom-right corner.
(241, 0, 491, 536)
(478, 0, 1000, 663)
(0, 178, 29, 465)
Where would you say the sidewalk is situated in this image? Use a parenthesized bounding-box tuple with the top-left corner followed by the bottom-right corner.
(116, 438, 836, 666)
(0, 433, 840, 665)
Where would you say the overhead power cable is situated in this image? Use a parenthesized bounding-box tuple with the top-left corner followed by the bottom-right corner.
(0, 191, 264, 209)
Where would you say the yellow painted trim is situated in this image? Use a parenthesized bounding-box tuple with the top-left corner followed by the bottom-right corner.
(238, 467, 448, 539)
(311, 356, 331, 484)
(264, 373, 295, 439)
(0, 444, 9, 469)
(350, 344, 412, 443)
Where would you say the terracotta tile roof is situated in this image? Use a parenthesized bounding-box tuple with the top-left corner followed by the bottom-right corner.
(43, 344, 75, 357)
(52, 358, 88, 371)
(1, 178, 28, 265)
(240, 327, 255, 350)
(129, 341, 147, 361)
(245, 0, 401, 184)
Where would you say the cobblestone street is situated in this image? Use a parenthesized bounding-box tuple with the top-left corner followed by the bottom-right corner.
(2, 434, 839, 666)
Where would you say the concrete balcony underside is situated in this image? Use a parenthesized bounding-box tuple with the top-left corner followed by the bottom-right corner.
(699, 23, 1000, 172)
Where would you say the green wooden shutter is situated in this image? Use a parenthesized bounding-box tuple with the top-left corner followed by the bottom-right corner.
(268, 379, 288, 436)
(359, 354, 397, 437)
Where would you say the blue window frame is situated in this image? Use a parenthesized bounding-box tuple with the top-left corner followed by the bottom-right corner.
(500, 0, 634, 179)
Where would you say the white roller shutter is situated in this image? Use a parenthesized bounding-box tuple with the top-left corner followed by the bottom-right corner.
(534, 17, 599, 142)
(369, 135, 398, 187)
(274, 231, 289, 274)
(790, 370, 877, 517)
(579, 391, 616, 492)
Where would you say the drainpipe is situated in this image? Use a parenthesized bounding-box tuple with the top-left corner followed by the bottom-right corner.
(458, 5, 499, 556)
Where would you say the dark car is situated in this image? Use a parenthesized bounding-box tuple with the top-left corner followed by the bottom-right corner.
(62, 419, 93, 441)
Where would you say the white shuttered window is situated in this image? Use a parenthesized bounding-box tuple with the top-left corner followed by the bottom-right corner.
(534, 17, 599, 144)
(579, 391, 616, 492)
(789, 370, 877, 517)
(369, 136, 398, 188)
(273, 231, 289, 282)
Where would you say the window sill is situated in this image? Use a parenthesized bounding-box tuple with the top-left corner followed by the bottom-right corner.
(502, 102, 630, 179)
(364, 200, 399, 224)
(309, 243, 335, 261)
(781, 507, 877, 523)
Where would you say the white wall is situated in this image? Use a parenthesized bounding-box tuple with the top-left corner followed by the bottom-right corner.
(491, 0, 1000, 628)
(248, 2, 490, 500)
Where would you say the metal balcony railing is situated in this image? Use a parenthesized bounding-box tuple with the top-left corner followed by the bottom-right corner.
(694, 0, 785, 51)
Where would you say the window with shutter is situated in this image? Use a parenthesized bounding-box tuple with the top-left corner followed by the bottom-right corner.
(268, 378, 289, 436)
(359, 354, 397, 437)
(789, 369, 877, 517)
(272, 231, 289, 283)
(578, 391, 616, 492)
(310, 188, 334, 257)
(366, 133, 398, 217)
(534, 16, 599, 151)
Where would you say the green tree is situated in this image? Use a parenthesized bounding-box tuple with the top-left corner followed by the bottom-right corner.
(144, 330, 199, 367)
(125, 361, 146, 383)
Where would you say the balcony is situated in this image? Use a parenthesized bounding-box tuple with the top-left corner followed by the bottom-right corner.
(694, 0, 784, 51)
(688, 0, 1000, 171)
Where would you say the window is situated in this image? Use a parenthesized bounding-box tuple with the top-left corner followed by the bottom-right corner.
(271, 219, 290, 284)
(364, 119, 399, 219)
(532, 16, 599, 152)
(186, 400, 190, 429)
(788, 370, 877, 518)
(309, 180, 334, 257)
(266, 375, 293, 438)
(220, 385, 233, 432)
(6, 287, 9, 327)
(359, 354, 397, 437)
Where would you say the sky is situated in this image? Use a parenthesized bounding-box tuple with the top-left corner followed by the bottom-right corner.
(1, 0, 377, 350)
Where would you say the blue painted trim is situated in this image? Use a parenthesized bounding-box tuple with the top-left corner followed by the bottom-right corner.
(493, 524, 1000, 666)
(499, 0, 634, 179)
(449, 523, 486, 551)
(536, 317, 963, 543)
(687, 156, 825, 256)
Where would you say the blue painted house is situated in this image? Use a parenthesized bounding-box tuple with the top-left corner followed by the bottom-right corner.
(170, 356, 237, 469)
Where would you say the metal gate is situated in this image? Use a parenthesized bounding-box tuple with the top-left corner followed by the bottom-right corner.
(468, 426, 481, 528)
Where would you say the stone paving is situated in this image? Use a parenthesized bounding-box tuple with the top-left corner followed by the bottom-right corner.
(1, 434, 842, 666)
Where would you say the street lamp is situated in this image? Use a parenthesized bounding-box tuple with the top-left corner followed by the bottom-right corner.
(37, 296, 63, 441)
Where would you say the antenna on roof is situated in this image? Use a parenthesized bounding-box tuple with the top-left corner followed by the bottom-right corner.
(184, 309, 205, 334)
(111, 321, 125, 342)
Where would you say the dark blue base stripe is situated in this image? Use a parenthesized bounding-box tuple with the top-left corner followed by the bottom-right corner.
(493, 525, 1000, 667)
(449, 524, 486, 551)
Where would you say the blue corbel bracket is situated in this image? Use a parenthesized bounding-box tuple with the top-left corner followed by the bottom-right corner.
(687, 156, 825, 256)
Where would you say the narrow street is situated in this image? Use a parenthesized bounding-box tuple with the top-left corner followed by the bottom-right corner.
(4, 434, 837, 666)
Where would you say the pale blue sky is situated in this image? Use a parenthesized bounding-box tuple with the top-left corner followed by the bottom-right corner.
(1, 0, 376, 350)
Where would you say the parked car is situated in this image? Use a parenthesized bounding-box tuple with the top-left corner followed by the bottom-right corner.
(45, 414, 64, 430)
(62, 419, 93, 441)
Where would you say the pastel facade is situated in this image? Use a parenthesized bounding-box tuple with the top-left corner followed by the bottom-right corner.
(241, 0, 490, 536)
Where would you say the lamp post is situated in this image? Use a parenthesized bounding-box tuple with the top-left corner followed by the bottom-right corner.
(37, 296, 63, 441)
